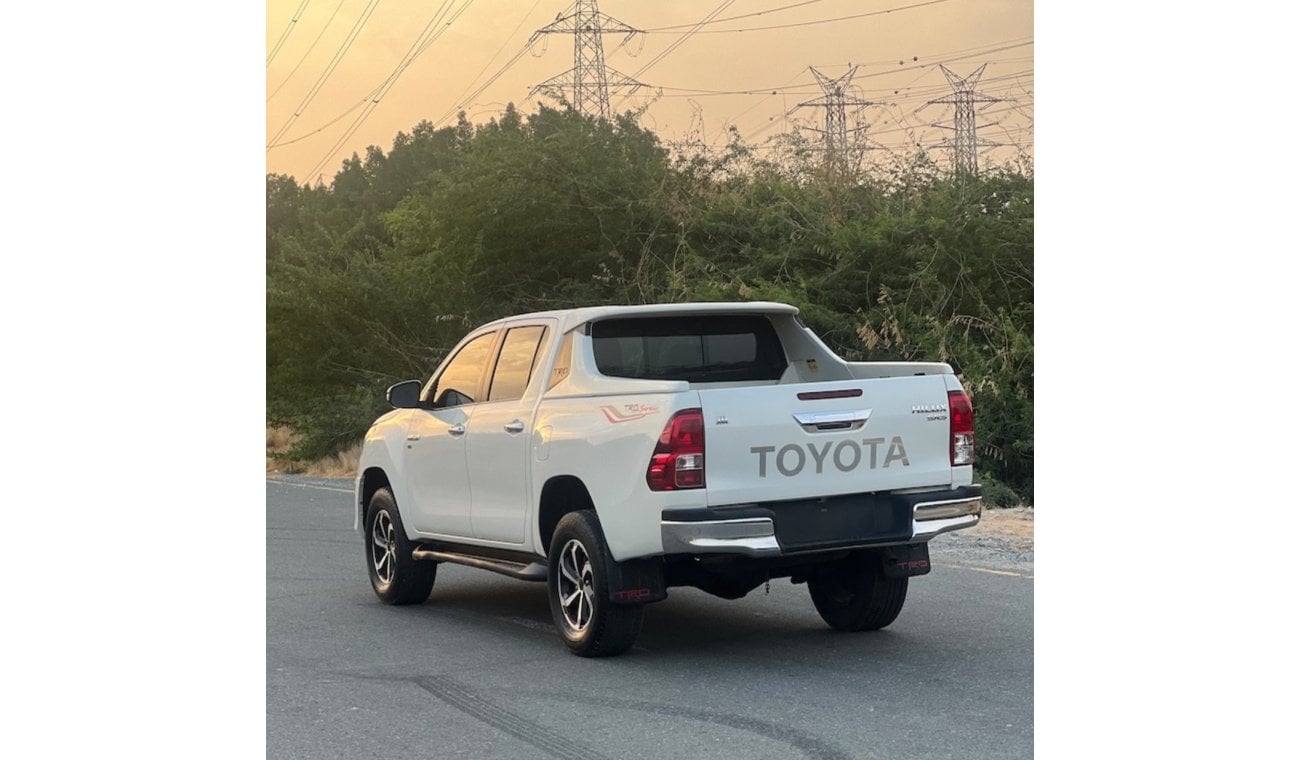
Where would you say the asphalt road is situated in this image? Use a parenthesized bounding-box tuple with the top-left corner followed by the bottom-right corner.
(267, 477, 1033, 760)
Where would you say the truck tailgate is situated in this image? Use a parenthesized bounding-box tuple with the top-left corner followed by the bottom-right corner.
(697, 376, 953, 507)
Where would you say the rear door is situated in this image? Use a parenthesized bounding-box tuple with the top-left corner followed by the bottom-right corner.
(465, 323, 552, 544)
(696, 375, 954, 507)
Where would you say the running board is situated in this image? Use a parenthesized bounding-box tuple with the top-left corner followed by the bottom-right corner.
(411, 547, 548, 582)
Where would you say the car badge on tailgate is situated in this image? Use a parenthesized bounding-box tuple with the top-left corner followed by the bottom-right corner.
(912, 404, 949, 422)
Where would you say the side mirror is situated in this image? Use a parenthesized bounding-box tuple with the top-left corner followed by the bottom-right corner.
(386, 379, 422, 409)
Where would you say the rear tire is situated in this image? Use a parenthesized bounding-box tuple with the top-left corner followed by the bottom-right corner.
(808, 551, 908, 631)
(547, 510, 644, 657)
(364, 488, 436, 605)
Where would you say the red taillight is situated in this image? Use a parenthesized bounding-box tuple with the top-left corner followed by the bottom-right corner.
(948, 390, 975, 466)
(646, 408, 705, 491)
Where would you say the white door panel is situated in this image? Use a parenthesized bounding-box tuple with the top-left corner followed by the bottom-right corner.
(465, 401, 532, 544)
(404, 407, 474, 537)
(465, 322, 552, 546)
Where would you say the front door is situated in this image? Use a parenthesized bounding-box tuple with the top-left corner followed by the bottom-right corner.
(404, 330, 497, 538)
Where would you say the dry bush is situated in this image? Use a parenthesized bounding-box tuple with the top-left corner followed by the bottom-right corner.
(303, 443, 361, 478)
(266, 425, 298, 455)
(267, 426, 361, 478)
(267, 426, 298, 473)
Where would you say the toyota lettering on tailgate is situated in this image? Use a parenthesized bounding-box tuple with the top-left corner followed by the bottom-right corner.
(750, 437, 910, 477)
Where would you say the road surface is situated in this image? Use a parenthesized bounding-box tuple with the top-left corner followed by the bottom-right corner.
(267, 477, 1033, 760)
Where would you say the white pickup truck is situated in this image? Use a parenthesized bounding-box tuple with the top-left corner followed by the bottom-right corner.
(355, 302, 980, 656)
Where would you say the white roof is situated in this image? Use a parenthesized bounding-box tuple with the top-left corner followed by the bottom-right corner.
(483, 301, 800, 333)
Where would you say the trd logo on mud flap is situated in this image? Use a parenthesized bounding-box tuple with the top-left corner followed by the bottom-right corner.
(750, 437, 910, 477)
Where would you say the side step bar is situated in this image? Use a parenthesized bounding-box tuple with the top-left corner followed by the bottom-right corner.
(411, 546, 548, 582)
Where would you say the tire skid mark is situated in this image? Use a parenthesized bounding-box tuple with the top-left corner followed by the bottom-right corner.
(545, 693, 855, 760)
(413, 675, 607, 760)
(496, 615, 560, 635)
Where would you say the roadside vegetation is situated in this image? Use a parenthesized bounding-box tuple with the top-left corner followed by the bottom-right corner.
(267, 105, 1033, 505)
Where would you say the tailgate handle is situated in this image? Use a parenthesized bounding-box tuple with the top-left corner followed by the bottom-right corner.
(792, 409, 872, 433)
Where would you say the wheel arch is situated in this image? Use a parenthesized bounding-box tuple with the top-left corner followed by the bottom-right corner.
(358, 467, 392, 528)
(537, 475, 595, 555)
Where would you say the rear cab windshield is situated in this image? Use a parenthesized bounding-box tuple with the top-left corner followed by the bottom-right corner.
(590, 315, 788, 382)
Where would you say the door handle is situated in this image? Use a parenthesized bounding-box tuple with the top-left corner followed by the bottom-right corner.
(447, 424, 466, 437)
(792, 409, 872, 433)
(405, 435, 421, 442)
(504, 420, 525, 434)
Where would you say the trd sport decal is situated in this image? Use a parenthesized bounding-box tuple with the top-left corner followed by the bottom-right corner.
(601, 404, 660, 424)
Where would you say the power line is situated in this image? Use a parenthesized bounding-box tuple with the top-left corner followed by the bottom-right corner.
(853, 41, 1032, 80)
(268, 0, 347, 102)
(649, 0, 960, 35)
(434, 43, 533, 127)
(267, 0, 382, 148)
(865, 68, 1035, 104)
(865, 101, 1032, 140)
(629, 0, 734, 79)
(267, 0, 312, 66)
(724, 48, 1031, 141)
(687, 38, 1031, 143)
(641, 39, 1032, 98)
(271, 0, 486, 150)
(720, 40, 1031, 138)
(608, 0, 736, 111)
(807, 35, 1032, 69)
(437, 0, 545, 121)
(742, 94, 1031, 149)
(304, 0, 473, 180)
(268, 95, 374, 149)
(644, 0, 835, 31)
(650, 61, 1031, 98)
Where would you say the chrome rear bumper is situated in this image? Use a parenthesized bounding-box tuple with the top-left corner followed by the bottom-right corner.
(661, 517, 782, 557)
(660, 488, 982, 557)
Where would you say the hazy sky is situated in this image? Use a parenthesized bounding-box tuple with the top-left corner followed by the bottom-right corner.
(266, 0, 1033, 183)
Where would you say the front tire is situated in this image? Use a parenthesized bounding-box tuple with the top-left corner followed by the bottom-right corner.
(365, 488, 436, 605)
(808, 550, 908, 631)
(547, 510, 644, 657)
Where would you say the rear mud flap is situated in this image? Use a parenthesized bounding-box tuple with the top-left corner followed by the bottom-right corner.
(605, 556, 667, 604)
(880, 543, 931, 578)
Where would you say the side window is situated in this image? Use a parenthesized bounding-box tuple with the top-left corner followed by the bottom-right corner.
(488, 326, 549, 402)
(425, 332, 496, 408)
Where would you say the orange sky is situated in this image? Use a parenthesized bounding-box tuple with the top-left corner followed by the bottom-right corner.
(266, 0, 1032, 184)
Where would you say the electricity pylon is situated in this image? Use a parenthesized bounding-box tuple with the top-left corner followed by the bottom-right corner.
(797, 66, 876, 180)
(530, 1, 644, 119)
(918, 64, 1004, 178)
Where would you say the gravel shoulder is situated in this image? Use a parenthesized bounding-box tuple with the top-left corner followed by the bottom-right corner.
(930, 506, 1035, 575)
